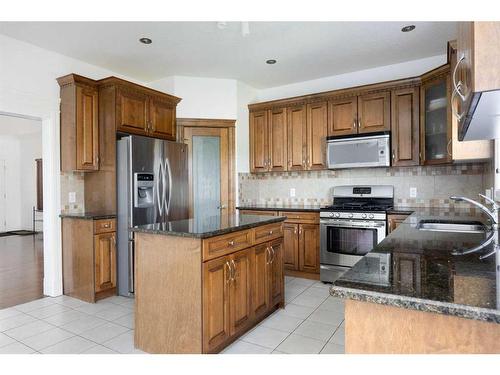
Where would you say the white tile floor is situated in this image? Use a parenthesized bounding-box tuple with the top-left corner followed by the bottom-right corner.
(222, 276, 345, 354)
(0, 276, 344, 354)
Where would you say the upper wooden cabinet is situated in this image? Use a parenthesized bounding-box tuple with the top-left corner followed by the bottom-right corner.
(391, 87, 420, 166)
(249, 110, 269, 173)
(268, 108, 288, 171)
(327, 92, 390, 137)
(287, 104, 307, 171)
(116, 88, 149, 133)
(58, 74, 99, 172)
(306, 102, 328, 170)
(358, 91, 391, 133)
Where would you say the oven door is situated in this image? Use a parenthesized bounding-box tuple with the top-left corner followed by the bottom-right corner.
(320, 219, 386, 267)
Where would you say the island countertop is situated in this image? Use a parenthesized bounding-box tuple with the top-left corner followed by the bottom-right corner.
(237, 204, 323, 212)
(131, 213, 287, 239)
(330, 207, 500, 323)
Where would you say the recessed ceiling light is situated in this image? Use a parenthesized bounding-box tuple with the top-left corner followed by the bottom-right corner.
(401, 25, 416, 33)
(266, 59, 277, 65)
(139, 37, 152, 44)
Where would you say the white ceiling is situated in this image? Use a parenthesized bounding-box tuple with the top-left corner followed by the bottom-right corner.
(0, 115, 42, 136)
(0, 21, 457, 88)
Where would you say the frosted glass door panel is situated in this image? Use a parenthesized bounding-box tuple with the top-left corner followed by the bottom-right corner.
(192, 136, 221, 219)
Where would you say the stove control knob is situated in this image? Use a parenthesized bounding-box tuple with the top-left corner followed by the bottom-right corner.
(334, 212, 340, 218)
(368, 213, 374, 219)
(361, 213, 367, 219)
(348, 213, 353, 218)
(329, 212, 335, 218)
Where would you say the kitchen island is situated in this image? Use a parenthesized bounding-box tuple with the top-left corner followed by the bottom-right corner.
(131, 214, 286, 354)
(331, 208, 500, 354)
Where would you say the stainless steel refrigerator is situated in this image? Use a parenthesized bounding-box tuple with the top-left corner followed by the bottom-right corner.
(116, 135, 188, 297)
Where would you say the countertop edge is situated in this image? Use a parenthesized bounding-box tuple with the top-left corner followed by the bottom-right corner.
(131, 216, 287, 239)
(330, 285, 500, 324)
(236, 206, 321, 212)
(59, 213, 117, 220)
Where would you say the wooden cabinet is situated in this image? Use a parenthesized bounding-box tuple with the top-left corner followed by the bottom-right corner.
(287, 104, 307, 171)
(268, 108, 288, 171)
(149, 97, 176, 139)
(58, 74, 99, 172)
(238, 209, 277, 216)
(62, 217, 117, 303)
(327, 91, 390, 137)
(393, 252, 422, 295)
(387, 213, 411, 234)
(391, 87, 420, 166)
(306, 102, 328, 170)
(252, 244, 271, 319)
(268, 238, 284, 307)
(298, 224, 320, 274)
(249, 110, 269, 172)
(229, 248, 253, 336)
(420, 66, 453, 165)
(94, 232, 117, 293)
(283, 223, 299, 270)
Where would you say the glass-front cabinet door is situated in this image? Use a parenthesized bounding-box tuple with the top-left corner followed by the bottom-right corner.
(420, 67, 452, 164)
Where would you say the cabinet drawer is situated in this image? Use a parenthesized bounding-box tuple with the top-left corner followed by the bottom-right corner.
(239, 210, 278, 216)
(279, 211, 319, 224)
(202, 230, 253, 261)
(94, 219, 116, 234)
(253, 222, 283, 245)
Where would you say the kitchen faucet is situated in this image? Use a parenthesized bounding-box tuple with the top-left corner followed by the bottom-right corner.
(450, 194, 499, 259)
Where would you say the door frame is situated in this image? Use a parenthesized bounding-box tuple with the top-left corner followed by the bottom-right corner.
(177, 118, 236, 216)
(0, 159, 5, 233)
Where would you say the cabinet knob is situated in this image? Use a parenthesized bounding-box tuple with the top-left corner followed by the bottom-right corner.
(228, 240, 235, 246)
(269, 230, 273, 235)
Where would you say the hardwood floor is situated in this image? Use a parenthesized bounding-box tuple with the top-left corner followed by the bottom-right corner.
(0, 233, 43, 309)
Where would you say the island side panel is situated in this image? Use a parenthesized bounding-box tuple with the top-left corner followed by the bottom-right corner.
(134, 233, 202, 353)
(345, 300, 500, 354)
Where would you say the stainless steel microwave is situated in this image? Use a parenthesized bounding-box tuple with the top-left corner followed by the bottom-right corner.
(326, 132, 390, 169)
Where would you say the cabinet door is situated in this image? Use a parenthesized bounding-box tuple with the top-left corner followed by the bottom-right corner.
(328, 97, 358, 136)
(287, 105, 307, 171)
(149, 97, 176, 140)
(76, 85, 99, 171)
(391, 87, 420, 166)
(387, 214, 410, 234)
(306, 102, 328, 170)
(283, 223, 299, 270)
(268, 238, 284, 307)
(116, 88, 149, 134)
(252, 244, 270, 319)
(203, 256, 231, 353)
(358, 91, 390, 133)
(229, 249, 252, 336)
(249, 110, 269, 172)
(268, 108, 288, 171)
(298, 224, 320, 274)
(420, 74, 452, 165)
(94, 232, 116, 292)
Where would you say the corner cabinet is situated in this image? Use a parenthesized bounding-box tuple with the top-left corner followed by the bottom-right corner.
(58, 74, 99, 172)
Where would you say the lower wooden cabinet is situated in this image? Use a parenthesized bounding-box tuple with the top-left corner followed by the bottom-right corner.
(62, 217, 117, 303)
(387, 213, 411, 234)
(283, 223, 320, 275)
(202, 238, 284, 353)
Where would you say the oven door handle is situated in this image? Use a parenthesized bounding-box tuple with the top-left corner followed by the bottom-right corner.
(320, 220, 385, 228)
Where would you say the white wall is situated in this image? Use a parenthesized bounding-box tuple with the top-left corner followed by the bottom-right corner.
(0, 34, 142, 297)
(19, 132, 43, 230)
(0, 136, 21, 231)
(255, 55, 447, 101)
(236, 81, 258, 174)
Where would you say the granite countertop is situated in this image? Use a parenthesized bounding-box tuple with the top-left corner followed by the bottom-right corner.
(236, 204, 322, 212)
(60, 212, 117, 220)
(132, 214, 287, 239)
(330, 207, 500, 323)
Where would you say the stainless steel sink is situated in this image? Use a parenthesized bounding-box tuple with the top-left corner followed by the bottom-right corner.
(417, 220, 487, 233)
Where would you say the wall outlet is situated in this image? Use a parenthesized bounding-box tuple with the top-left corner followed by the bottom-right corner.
(410, 187, 417, 198)
(289, 188, 296, 198)
(68, 192, 76, 203)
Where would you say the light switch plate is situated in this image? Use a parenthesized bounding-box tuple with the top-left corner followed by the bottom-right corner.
(68, 192, 76, 203)
(290, 188, 296, 198)
(410, 187, 417, 198)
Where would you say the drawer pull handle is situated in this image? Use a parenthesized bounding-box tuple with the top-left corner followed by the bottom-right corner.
(228, 240, 235, 246)
(103, 224, 110, 228)
(269, 230, 273, 235)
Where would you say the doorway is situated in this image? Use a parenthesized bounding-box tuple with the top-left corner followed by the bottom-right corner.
(0, 114, 44, 308)
(178, 119, 236, 221)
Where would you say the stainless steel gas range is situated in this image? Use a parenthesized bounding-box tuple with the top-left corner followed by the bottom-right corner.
(320, 185, 394, 283)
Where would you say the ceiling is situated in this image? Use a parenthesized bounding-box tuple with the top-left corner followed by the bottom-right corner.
(0, 21, 457, 88)
(0, 115, 42, 136)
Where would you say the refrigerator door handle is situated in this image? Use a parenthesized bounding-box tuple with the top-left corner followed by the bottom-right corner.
(128, 240, 135, 293)
(165, 158, 173, 217)
(156, 160, 165, 216)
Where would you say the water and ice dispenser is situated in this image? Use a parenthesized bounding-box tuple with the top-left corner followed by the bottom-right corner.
(134, 173, 154, 208)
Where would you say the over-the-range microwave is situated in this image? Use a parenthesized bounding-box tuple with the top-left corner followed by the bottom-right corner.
(326, 132, 390, 169)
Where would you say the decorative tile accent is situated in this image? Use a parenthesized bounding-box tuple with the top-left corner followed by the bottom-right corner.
(60, 172, 85, 214)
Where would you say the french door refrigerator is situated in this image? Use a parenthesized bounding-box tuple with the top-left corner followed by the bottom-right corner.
(116, 135, 188, 297)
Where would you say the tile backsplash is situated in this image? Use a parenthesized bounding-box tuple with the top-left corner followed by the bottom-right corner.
(60, 171, 85, 214)
(239, 162, 494, 209)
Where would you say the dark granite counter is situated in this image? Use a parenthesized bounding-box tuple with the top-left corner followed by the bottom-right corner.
(132, 214, 286, 239)
(386, 207, 416, 215)
(60, 212, 117, 220)
(237, 204, 322, 212)
(331, 208, 500, 323)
